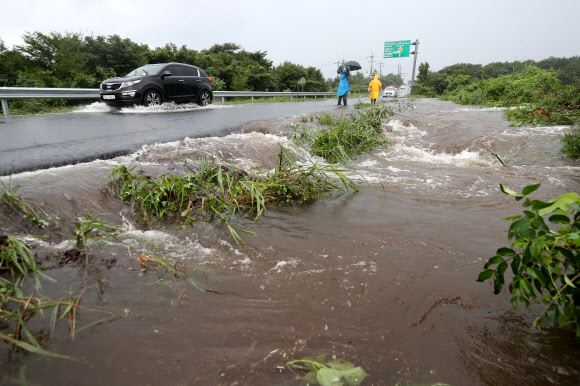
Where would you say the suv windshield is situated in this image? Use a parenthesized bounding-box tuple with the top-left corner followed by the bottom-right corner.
(126, 64, 164, 77)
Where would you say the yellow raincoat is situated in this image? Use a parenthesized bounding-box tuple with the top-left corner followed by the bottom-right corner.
(368, 75, 382, 100)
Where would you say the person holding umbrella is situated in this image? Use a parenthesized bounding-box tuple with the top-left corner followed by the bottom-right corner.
(336, 64, 351, 107)
(368, 74, 382, 104)
(336, 60, 361, 107)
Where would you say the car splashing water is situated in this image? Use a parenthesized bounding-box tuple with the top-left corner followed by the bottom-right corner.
(1, 99, 579, 385)
(76, 101, 229, 114)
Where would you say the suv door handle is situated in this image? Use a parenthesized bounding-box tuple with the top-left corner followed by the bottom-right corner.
(178, 79, 184, 82)
(196, 80, 201, 82)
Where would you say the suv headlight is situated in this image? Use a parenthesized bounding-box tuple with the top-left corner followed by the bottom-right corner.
(120, 79, 141, 89)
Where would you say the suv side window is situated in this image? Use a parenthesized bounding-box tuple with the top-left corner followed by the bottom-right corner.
(182, 66, 199, 77)
(166, 65, 184, 76)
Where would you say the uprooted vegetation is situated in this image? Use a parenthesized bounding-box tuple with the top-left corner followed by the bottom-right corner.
(290, 104, 393, 163)
(108, 145, 359, 243)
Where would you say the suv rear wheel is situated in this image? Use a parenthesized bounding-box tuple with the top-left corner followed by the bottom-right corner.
(198, 90, 211, 106)
(143, 90, 162, 106)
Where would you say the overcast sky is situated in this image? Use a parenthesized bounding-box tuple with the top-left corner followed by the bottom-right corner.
(2, 0, 579, 82)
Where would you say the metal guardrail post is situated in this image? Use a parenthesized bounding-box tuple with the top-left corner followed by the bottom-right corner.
(1, 99, 9, 116)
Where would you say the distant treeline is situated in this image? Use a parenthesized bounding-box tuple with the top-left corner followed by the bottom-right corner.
(0, 31, 332, 92)
(412, 56, 580, 97)
(0, 31, 407, 94)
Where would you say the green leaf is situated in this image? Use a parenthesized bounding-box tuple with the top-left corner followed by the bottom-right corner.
(316, 368, 344, 385)
(531, 216, 550, 232)
(522, 183, 541, 196)
(484, 256, 505, 269)
(529, 200, 552, 211)
(509, 218, 535, 239)
(549, 214, 570, 224)
(545, 304, 558, 327)
(339, 367, 368, 386)
(538, 193, 580, 216)
(503, 215, 523, 222)
(563, 275, 577, 288)
(510, 256, 521, 275)
(510, 296, 520, 311)
(526, 267, 546, 286)
(497, 262, 508, 276)
(499, 184, 519, 197)
(496, 247, 516, 257)
(476, 269, 494, 282)
(520, 279, 535, 298)
(529, 240, 545, 259)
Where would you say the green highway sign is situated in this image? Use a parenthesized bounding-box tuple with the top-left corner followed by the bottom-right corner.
(384, 40, 411, 58)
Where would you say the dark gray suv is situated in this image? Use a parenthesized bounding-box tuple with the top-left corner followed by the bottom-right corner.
(99, 63, 213, 107)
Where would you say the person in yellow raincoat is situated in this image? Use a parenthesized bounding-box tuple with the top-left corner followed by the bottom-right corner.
(368, 75, 382, 104)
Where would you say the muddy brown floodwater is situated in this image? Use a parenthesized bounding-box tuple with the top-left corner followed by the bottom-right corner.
(1, 99, 579, 385)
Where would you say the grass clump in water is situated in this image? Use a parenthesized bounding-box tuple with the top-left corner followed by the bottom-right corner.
(70, 210, 124, 273)
(1, 175, 53, 228)
(109, 145, 358, 243)
(0, 235, 54, 297)
(139, 250, 206, 292)
(297, 105, 393, 163)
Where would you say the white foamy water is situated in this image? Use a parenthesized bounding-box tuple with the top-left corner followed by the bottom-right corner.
(500, 125, 571, 137)
(75, 101, 231, 114)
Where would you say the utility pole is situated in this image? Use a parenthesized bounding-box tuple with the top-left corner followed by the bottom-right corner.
(334, 58, 344, 77)
(410, 39, 420, 85)
(367, 52, 375, 79)
(378, 61, 384, 78)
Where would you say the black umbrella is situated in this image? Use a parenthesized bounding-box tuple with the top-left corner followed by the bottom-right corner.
(344, 60, 362, 71)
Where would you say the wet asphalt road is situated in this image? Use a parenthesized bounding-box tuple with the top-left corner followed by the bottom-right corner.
(0, 99, 344, 175)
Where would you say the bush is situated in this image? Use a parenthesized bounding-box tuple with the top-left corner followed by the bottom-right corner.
(477, 183, 580, 337)
(560, 123, 580, 158)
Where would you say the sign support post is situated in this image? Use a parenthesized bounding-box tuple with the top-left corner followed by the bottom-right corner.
(410, 39, 420, 85)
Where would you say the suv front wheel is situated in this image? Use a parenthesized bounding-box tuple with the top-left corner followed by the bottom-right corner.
(143, 90, 163, 106)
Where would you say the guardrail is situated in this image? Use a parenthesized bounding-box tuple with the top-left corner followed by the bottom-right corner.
(0, 87, 336, 116)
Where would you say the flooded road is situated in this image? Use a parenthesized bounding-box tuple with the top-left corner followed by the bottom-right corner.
(1, 99, 579, 385)
(0, 99, 341, 175)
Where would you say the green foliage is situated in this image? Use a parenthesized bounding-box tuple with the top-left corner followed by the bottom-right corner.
(286, 357, 368, 385)
(109, 147, 358, 243)
(412, 61, 580, 128)
(559, 123, 580, 157)
(71, 211, 123, 273)
(298, 105, 392, 163)
(477, 184, 580, 337)
(0, 235, 54, 297)
(73, 211, 122, 250)
(0, 32, 330, 99)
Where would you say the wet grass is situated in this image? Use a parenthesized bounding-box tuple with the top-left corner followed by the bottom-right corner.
(1, 175, 53, 228)
(0, 235, 54, 297)
(109, 145, 358, 243)
(69, 210, 124, 273)
(0, 234, 120, 359)
(139, 250, 206, 292)
(292, 104, 393, 163)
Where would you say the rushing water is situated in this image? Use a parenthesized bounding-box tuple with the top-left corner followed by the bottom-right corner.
(1, 99, 579, 385)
